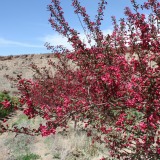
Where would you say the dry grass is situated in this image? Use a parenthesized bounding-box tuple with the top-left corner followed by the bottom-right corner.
(0, 111, 109, 160)
(45, 129, 109, 160)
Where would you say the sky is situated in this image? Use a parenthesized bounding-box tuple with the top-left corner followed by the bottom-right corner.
(0, 0, 147, 56)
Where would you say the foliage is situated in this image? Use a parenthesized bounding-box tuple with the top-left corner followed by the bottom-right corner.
(0, 91, 19, 119)
(1, 0, 160, 159)
(16, 153, 41, 160)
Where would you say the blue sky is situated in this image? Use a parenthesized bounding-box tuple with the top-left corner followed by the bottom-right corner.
(0, 0, 147, 56)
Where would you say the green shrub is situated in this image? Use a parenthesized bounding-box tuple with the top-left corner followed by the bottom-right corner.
(17, 153, 41, 160)
(0, 92, 19, 119)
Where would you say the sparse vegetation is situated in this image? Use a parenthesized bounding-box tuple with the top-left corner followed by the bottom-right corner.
(0, 91, 19, 119)
(2, 112, 109, 159)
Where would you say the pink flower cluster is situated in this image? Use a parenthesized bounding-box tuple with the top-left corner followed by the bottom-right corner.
(1, 100, 10, 109)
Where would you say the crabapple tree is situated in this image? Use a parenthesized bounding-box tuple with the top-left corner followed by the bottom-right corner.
(1, 0, 160, 159)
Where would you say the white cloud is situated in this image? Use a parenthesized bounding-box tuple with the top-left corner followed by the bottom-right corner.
(102, 28, 113, 35)
(42, 34, 73, 50)
(0, 38, 43, 48)
(41, 28, 113, 50)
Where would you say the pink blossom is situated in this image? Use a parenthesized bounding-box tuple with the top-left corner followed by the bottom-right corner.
(1, 100, 10, 109)
(139, 122, 147, 132)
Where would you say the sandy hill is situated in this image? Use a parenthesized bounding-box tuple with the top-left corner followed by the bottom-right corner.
(0, 53, 59, 95)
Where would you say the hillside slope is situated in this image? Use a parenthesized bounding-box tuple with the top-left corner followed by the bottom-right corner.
(0, 53, 58, 95)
